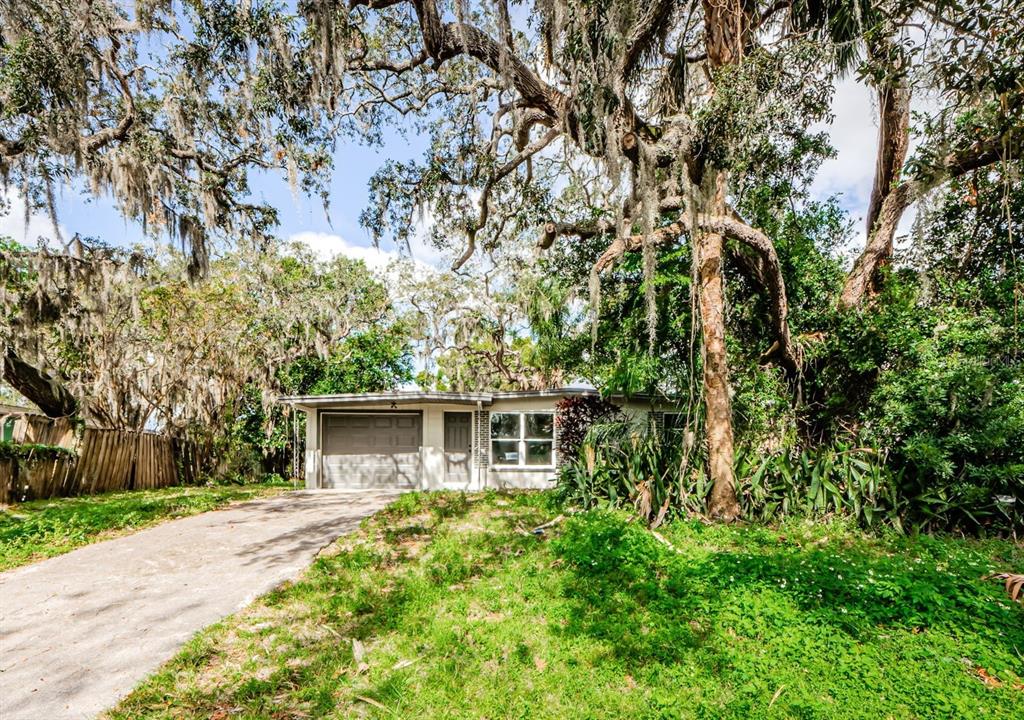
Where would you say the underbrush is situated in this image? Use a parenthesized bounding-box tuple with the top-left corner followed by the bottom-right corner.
(108, 490, 1023, 719)
(557, 418, 1022, 534)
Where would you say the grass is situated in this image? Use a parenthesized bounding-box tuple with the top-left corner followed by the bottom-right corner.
(0, 481, 291, 571)
(106, 491, 1023, 719)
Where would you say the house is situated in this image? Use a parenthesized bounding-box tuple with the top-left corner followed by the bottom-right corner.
(0, 403, 35, 443)
(0, 404, 77, 446)
(279, 387, 679, 491)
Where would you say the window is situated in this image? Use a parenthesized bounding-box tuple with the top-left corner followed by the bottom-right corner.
(491, 412, 555, 467)
(663, 412, 687, 433)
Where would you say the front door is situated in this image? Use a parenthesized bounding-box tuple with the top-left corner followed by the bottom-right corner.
(443, 412, 472, 487)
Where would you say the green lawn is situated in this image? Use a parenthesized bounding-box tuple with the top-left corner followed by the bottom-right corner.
(0, 482, 291, 571)
(106, 491, 1023, 719)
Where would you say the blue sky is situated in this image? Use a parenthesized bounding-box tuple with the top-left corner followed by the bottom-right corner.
(1, 121, 432, 260)
(2, 79, 903, 266)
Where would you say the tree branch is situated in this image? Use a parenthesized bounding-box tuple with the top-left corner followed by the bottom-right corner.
(864, 81, 911, 239)
(622, 0, 677, 80)
(453, 127, 561, 270)
(2, 348, 79, 418)
(80, 41, 136, 153)
(840, 113, 1023, 309)
(588, 212, 801, 374)
(0, 133, 26, 158)
(349, 48, 430, 74)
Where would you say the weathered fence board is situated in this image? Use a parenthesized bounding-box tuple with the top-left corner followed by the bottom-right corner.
(1, 414, 76, 447)
(1, 418, 189, 504)
(0, 453, 77, 505)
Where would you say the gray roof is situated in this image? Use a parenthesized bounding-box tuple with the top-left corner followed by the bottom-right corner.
(277, 391, 492, 407)
(277, 386, 618, 408)
(278, 386, 673, 408)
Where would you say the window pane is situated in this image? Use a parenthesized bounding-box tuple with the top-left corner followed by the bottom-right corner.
(491, 440, 520, 464)
(524, 413, 553, 438)
(663, 413, 687, 431)
(491, 413, 520, 439)
(525, 440, 553, 466)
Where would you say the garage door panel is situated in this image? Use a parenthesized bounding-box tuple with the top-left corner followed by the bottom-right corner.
(322, 452, 420, 488)
(321, 413, 421, 489)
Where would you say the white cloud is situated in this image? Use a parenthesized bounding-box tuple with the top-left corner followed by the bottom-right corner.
(289, 230, 399, 270)
(404, 202, 451, 268)
(287, 230, 447, 280)
(811, 78, 877, 216)
(811, 78, 925, 258)
(0, 188, 68, 247)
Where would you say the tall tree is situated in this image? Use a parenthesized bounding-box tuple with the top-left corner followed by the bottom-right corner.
(342, 0, 1021, 516)
(0, 0, 335, 411)
(836, 0, 1023, 307)
(1, 241, 392, 453)
(3, 1, 1021, 517)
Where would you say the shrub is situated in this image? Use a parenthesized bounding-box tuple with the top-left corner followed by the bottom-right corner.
(0, 441, 78, 462)
(557, 423, 1020, 533)
(736, 444, 904, 530)
(556, 417, 710, 525)
(553, 395, 622, 462)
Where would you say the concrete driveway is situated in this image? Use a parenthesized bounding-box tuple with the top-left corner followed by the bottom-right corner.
(0, 489, 399, 720)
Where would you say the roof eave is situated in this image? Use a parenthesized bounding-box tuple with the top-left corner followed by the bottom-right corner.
(277, 391, 493, 408)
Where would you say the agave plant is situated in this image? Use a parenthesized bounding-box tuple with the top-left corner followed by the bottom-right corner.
(736, 443, 905, 529)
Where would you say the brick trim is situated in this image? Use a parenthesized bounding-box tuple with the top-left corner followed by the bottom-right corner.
(474, 410, 490, 468)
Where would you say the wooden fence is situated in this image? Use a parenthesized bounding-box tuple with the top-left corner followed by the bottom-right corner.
(0, 415, 186, 504)
(4, 413, 77, 447)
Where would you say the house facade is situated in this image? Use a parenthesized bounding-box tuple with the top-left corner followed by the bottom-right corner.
(279, 388, 676, 491)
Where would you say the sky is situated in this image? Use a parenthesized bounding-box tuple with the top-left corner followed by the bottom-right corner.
(1, 78, 899, 269)
(0, 122, 438, 267)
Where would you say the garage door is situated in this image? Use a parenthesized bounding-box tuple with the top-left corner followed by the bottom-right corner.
(321, 413, 421, 489)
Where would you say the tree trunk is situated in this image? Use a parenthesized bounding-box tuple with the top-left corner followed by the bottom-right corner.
(839, 78, 911, 309)
(2, 348, 78, 418)
(839, 183, 912, 309)
(696, 172, 740, 521)
(696, 0, 745, 520)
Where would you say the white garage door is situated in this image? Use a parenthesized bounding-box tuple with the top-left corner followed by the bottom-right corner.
(321, 413, 421, 489)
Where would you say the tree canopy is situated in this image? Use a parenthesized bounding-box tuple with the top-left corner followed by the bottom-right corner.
(1, 0, 1021, 520)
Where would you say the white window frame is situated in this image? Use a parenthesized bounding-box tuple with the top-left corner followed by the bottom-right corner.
(489, 411, 556, 469)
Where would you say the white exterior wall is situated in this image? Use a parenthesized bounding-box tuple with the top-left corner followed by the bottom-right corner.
(304, 408, 318, 490)
(298, 396, 670, 492)
(483, 397, 659, 489)
(485, 396, 561, 489)
(299, 402, 483, 491)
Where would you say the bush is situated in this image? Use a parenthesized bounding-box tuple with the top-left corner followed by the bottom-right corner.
(737, 444, 904, 530)
(553, 395, 622, 462)
(557, 423, 1018, 533)
(0, 442, 78, 462)
(556, 417, 710, 525)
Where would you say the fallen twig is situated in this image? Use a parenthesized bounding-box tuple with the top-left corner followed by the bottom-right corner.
(355, 696, 396, 715)
(392, 656, 422, 670)
(530, 514, 565, 534)
(650, 530, 683, 554)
